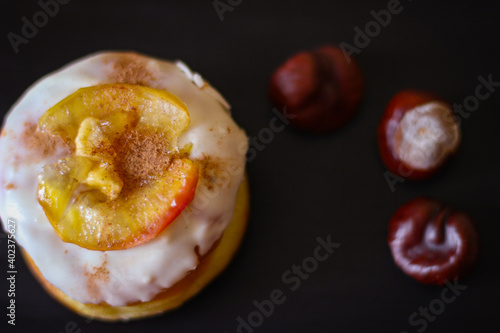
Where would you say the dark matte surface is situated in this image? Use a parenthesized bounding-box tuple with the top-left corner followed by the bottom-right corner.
(1, 0, 499, 332)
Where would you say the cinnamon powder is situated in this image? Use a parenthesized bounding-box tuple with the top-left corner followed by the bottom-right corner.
(197, 155, 232, 191)
(108, 54, 156, 86)
(85, 256, 110, 301)
(113, 129, 172, 191)
(22, 123, 70, 158)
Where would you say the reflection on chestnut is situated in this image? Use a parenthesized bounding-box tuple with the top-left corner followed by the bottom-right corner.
(388, 197, 479, 285)
(378, 90, 460, 180)
(268, 45, 363, 133)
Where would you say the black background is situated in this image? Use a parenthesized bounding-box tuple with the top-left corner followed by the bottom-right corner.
(1, 0, 499, 332)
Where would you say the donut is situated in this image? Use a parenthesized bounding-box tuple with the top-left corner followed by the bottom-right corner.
(0, 52, 249, 321)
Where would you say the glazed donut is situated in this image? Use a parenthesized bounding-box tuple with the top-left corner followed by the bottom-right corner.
(0, 52, 249, 321)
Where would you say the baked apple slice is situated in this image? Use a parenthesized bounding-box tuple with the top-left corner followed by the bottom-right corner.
(38, 84, 189, 144)
(39, 158, 198, 251)
(37, 84, 198, 251)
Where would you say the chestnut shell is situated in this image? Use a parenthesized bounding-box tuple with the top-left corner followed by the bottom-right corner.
(268, 46, 364, 133)
(388, 197, 479, 285)
(377, 90, 457, 180)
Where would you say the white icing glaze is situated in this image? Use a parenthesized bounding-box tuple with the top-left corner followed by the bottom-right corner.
(0, 52, 248, 306)
(393, 102, 459, 170)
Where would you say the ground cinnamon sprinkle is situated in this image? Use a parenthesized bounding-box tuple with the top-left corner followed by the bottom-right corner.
(109, 54, 156, 86)
(85, 256, 110, 300)
(22, 123, 70, 158)
(5, 183, 16, 190)
(113, 129, 172, 191)
(197, 155, 231, 191)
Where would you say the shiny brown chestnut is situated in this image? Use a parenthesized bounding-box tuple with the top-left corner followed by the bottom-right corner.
(388, 197, 479, 285)
(268, 45, 364, 133)
(378, 90, 460, 180)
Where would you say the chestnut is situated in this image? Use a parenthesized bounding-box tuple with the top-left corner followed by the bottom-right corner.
(268, 45, 364, 133)
(388, 197, 479, 285)
(378, 90, 461, 180)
